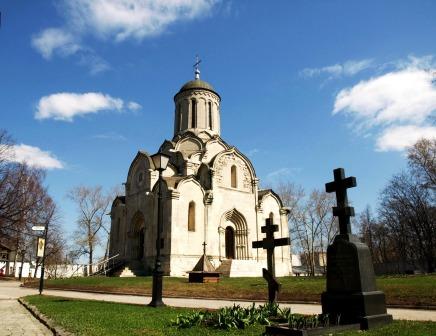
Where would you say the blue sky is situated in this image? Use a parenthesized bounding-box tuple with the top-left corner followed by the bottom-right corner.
(1, 1, 436, 255)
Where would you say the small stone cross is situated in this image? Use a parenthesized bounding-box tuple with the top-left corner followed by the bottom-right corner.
(252, 218, 290, 302)
(325, 168, 357, 235)
(202, 241, 207, 256)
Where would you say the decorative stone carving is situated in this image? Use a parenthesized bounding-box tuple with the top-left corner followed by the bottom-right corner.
(204, 191, 213, 205)
(176, 90, 220, 102)
(214, 153, 251, 190)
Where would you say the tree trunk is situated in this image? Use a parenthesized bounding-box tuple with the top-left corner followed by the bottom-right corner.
(18, 251, 25, 281)
(89, 246, 93, 274)
(34, 259, 39, 278)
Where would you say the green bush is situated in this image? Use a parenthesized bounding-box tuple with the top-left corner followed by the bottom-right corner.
(172, 303, 294, 330)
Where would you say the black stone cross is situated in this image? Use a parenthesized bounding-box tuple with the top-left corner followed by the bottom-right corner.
(325, 168, 357, 235)
(202, 241, 207, 256)
(252, 218, 290, 302)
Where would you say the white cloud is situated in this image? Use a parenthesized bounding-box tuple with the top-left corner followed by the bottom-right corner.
(301, 59, 373, 78)
(92, 132, 127, 141)
(333, 56, 436, 152)
(35, 92, 141, 122)
(333, 68, 436, 127)
(247, 148, 259, 157)
(77, 51, 111, 75)
(127, 101, 142, 110)
(376, 125, 436, 152)
(31, 28, 80, 60)
(266, 167, 301, 181)
(32, 0, 219, 71)
(32, 28, 109, 74)
(65, 0, 219, 41)
(8, 144, 64, 170)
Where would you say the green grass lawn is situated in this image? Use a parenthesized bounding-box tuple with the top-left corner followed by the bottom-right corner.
(25, 274, 436, 307)
(23, 295, 436, 336)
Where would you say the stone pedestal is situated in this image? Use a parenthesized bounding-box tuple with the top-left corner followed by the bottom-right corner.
(188, 254, 221, 283)
(321, 234, 392, 329)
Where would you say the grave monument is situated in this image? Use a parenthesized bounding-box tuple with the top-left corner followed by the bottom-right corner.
(252, 218, 290, 302)
(321, 168, 392, 329)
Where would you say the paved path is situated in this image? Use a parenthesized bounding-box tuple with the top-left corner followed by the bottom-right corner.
(1, 280, 436, 323)
(0, 282, 52, 336)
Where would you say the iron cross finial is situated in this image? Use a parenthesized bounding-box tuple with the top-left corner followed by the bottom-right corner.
(194, 55, 201, 80)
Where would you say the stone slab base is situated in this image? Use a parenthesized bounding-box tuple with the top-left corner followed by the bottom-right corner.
(322, 290, 392, 328)
(360, 314, 393, 330)
(188, 271, 220, 283)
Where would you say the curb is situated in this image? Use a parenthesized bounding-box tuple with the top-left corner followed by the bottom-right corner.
(18, 298, 73, 336)
(22, 285, 436, 311)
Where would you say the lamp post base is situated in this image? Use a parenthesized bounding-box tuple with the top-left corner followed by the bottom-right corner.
(148, 269, 165, 307)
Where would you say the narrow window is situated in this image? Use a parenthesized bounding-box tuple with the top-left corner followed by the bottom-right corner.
(231, 165, 237, 188)
(188, 201, 195, 231)
(191, 99, 197, 128)
(269, 212, 274, 223)
(177, 104, 182, 131)
(208, 102, 213, 129)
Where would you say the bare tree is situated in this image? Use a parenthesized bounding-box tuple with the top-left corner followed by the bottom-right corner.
(276, 181, 336, 276)
(68, 186, 112, 273)
(357, 206, 397, 266)
(0, 130, 66, 278)
(379, 172, 435, 273)
(408, 138, 436, 189)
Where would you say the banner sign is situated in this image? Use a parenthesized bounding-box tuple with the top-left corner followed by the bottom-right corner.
(36, 238, 45, 257)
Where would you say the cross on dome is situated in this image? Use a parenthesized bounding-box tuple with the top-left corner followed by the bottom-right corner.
(193, 55, 201, 79)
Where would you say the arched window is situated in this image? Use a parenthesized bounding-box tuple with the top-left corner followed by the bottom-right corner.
(231, 165, 237, 188)
(191, 99, 197, 128)
(269, 212, 274, 224)
(188, 201, 195, 231)
(208, 102, 213, 129)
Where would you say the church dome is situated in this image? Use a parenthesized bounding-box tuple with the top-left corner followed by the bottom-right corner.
(173, 60, 221, 138)
(178, 79, 218, 96)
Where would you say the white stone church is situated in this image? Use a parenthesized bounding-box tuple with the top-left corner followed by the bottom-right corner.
(109, 68, 292, 277)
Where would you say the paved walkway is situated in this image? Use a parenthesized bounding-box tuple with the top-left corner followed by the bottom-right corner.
(0, 281, 52, 336)
(1, 280, 436, 324)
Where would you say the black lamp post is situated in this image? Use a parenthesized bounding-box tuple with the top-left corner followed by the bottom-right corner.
(39, 221, 49, 295)
(149, 152, 170, 307)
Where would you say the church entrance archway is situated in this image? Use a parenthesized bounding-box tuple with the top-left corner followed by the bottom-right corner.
(225, 226, 235, 259)
(131, 211, 145, 261)
(219, 209, 249, 260)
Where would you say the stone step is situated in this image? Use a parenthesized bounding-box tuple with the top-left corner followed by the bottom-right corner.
(216, 259, 232, 276)
(228, 260, 264, 277)
(116, 267, 135, 277)
(113, 262, 148, 277)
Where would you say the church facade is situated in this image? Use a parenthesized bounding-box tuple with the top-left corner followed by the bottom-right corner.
(109, 70, 292, 277)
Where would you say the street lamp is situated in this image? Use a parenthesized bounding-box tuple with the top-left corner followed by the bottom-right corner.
(149, 152, 170, 307)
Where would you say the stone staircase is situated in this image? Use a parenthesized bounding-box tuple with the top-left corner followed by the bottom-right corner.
(216, 259, 232, 276)
(112, 260, 148, 277)
(216, 259, 264, 277)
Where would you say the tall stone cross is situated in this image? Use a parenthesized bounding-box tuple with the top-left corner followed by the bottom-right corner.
(252, 218, 290, 302)
(325, 168, 357, 235)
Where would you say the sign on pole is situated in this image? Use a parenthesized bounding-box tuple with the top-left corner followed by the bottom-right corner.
(36, 237, 45, 257)
(32, 226, 45, 231)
